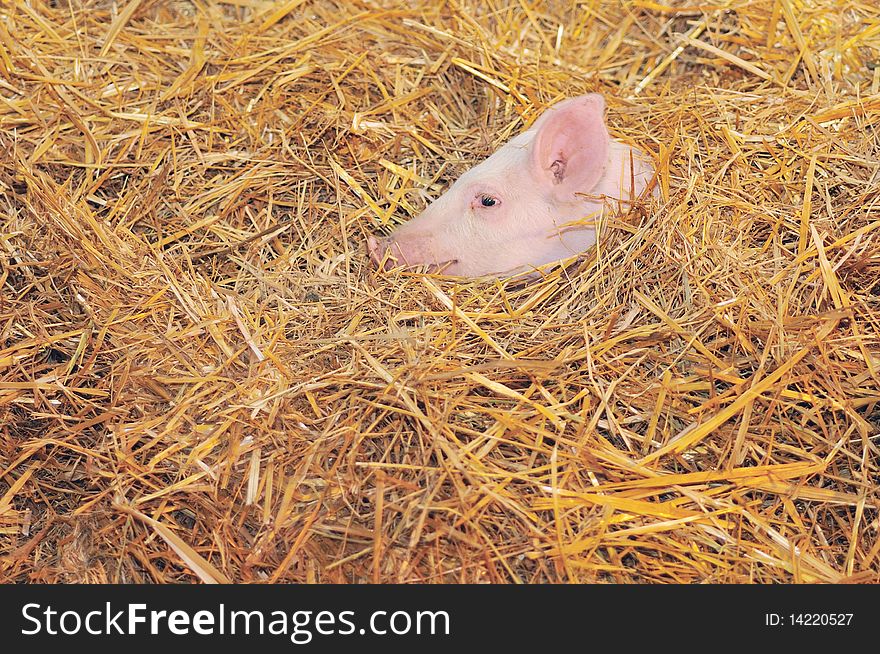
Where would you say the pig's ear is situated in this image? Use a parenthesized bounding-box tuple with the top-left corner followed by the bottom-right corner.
(530, 94, 609, 199)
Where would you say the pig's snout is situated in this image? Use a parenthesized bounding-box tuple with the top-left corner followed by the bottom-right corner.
(367, 234, 409, 272)
(367, 232, 459, 274)
(368, 234, 411, 271)
(367, 234, 390, 270)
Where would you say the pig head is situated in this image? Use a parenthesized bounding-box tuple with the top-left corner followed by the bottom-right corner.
(367, 93, 654, 278)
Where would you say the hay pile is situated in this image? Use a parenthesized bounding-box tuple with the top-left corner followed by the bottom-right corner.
(1, 0, 878, 583)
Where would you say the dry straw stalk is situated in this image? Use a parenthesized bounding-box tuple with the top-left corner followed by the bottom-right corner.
(0, 0, 878, 583)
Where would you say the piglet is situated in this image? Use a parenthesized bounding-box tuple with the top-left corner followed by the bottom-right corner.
(367, 93, 655, 278)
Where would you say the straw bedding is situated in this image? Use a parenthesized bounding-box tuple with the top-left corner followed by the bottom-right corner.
(1, 0, 878, 583)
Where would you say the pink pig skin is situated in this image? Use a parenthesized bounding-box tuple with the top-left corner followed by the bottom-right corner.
(367, 93, 655, 278)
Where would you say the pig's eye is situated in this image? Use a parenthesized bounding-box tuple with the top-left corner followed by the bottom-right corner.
(470, 191, 502, 211)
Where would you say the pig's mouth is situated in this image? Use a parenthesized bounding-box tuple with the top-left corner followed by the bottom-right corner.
(426, 259, 460, 275)
(367, 235, 460, 275)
